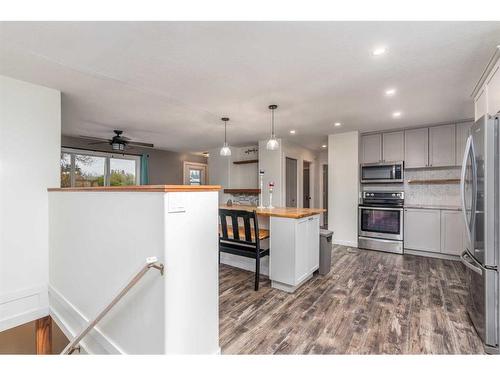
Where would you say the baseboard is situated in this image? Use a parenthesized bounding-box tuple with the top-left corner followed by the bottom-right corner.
(0, 285, 48, 332)
(404, 249, 460, 261)
(333, 239, 358, 248)
(220, 253, 269, 276)
(48, 284, 124, 354)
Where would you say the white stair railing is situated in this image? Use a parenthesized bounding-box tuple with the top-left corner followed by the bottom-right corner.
(61, 257, 164, 354)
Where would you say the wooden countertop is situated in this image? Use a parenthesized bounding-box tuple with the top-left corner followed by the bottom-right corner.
(48, 185, 221, 193)
(219, 204, 326, 219)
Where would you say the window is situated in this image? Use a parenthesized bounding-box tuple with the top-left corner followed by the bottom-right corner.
(183, 161, 208, 185)
(60, 148, 140, 187)
(189, 169, 201, 185)
(109, 158, 137, 186)
(74, 154, 105, 187)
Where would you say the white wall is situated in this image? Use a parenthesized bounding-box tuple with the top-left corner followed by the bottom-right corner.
(207, 148, 231, 202)
(0, 75, 61, 332)
(208, 145, 259, 203)
(328, 131, 359, 247)
(258, 139, 283, 207)
(281, 140, 320, 209)
(318, 150, 328, 226)
(49, 190, 219, 354)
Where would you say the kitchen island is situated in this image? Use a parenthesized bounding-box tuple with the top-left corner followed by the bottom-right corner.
(220, 204, 326, 293)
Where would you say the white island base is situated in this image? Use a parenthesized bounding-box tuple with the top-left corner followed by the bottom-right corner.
(269, 215, 320, 293)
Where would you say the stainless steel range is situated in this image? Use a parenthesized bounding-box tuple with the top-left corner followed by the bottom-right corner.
(358, 191, 404, 254)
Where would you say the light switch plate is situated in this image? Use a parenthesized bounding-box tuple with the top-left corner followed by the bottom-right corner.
(167, 193, 186, 213)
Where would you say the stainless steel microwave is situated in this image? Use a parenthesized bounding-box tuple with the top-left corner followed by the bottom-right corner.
(360, 161, 404, 184)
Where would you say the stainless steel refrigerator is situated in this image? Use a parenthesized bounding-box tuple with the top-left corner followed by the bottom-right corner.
(460, 114, 499, 354)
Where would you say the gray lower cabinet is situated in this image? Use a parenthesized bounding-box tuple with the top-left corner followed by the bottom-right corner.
(404, 128, 429, 168)
(429, 124, 456, 167)
(440, 210, 465, 256)
(382, 131, 404, 162)
(404, 208, 466, 256)
(404, 208, 440, 252)
(455, 121, 472, 166)
(361, 133, 382, 163)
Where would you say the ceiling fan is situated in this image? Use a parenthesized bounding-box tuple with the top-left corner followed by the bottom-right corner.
(80, 130, 154, 151)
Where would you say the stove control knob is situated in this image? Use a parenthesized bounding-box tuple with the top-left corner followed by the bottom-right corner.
(392, 193, 396, 197)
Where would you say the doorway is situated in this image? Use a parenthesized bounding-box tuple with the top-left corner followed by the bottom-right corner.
(303, 161, 311, 208)
(183, 161, 208, 185)
(322, 164, 328, 227)
(285, 157, 297, 207)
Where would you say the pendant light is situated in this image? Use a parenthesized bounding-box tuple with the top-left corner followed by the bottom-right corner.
(266, 104, 279, 151)
(219, 117, 231, 156)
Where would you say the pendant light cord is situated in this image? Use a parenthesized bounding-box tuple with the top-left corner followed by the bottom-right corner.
(271, 107, 275, 137)
(222, 117, 229, 144)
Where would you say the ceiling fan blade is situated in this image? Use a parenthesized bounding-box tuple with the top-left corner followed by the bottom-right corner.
(120, 136, 131, 141)
(87, 141, 110, 145)
(127, 141, 154, 148)
(78, 135, 109, 142)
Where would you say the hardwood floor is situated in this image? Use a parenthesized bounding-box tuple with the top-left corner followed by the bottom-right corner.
(219, 245, 485, 354)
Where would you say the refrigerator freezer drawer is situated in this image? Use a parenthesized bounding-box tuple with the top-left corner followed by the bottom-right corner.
(462, 251, 499, 353)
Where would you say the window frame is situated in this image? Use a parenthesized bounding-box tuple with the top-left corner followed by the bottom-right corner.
(61, 147, 141, 187)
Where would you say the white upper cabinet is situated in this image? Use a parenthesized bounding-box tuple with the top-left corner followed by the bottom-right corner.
(404, 128, 429, 168)
(486, 63, 500, 116)
(360, 133, 382, 164)
(382, 131, 404, 162)
(455, 122, 472, 166)
(473, 47, 500, 120)
(475, 89, 487, 121)
(429, 124, 456, 167)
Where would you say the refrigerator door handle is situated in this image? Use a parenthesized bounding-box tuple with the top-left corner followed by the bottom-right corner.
(461, 250, 483, 275)
(460, 135, 474, 246)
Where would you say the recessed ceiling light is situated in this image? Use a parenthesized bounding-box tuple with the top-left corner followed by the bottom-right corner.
(385, 88, 396, 96)
(372, 47, 387, 56)
(290, 130, 296, 134)
(392, 111, 402, 118)
(334, 122, 341, 127)
(322, 144, 327, 148)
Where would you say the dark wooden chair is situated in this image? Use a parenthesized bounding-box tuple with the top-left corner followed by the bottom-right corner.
(218, 209, 270, 291)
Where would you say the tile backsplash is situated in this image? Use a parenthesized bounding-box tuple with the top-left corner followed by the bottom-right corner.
(361, 167, 461, 207)
(226, 193, 259, 206)
(404, 168, 461, 206)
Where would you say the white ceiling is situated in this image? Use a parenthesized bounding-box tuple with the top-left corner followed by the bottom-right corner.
(0, 21, 499, 152)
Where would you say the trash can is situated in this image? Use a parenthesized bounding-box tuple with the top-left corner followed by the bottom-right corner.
(319, 229, 334, 275)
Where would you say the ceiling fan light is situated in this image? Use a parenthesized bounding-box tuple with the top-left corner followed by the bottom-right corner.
(112, 142, 125, 151)
(220, 142, 232, 156)
(266, 137, 279, 151)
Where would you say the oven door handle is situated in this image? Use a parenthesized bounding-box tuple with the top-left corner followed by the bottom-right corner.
(359, 206, 403, 212)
